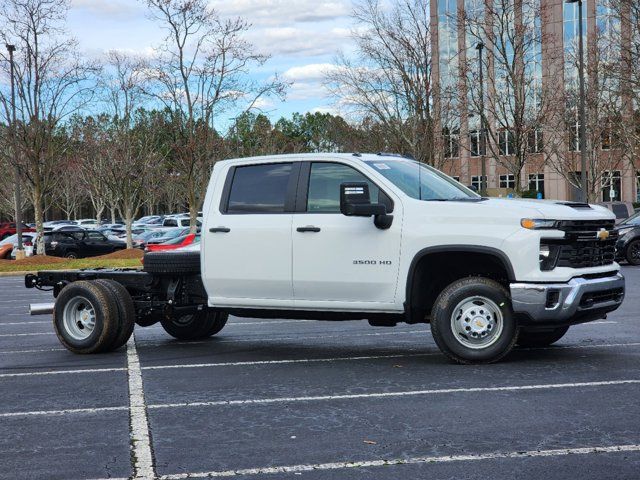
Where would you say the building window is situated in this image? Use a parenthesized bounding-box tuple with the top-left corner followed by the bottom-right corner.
(499, 174, 515, 189)
(443, 127, 459, 158)
(498, 130, 515, 156)
(452, 176, 460, 182)
(469, 130, 486, 157)
(601, 170, 621, 202)
(528, 173, 545, 198)
(527, 129, 543, 153)
(471, 175, 487, 191)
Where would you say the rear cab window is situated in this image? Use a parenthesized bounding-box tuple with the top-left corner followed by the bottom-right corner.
(223, 162, 294, 214)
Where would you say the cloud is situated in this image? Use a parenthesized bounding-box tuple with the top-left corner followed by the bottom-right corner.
(280, 63, 344, 101)
(210, 0, 350, 26)
(246, 26, 351, 57)
(71, 0, 143, 19)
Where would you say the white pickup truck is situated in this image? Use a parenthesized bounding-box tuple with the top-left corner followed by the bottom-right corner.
(26, 153, 625, 363)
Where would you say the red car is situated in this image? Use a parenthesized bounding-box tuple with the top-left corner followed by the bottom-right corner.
(145, 233, 200, 252)
(0, 223, 35, 241)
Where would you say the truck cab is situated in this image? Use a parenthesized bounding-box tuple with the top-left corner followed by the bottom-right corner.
(26, 153, 625, 364)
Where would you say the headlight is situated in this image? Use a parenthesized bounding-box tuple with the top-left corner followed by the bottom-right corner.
(521, 218, 558, 230)
(617, 227, 633, 237)
(539, 242, 561, 271)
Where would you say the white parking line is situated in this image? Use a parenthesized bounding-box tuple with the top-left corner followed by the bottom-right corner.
(159, 444, 640, 479)
(1, 378, 639, 418)
(0, 367, 126, 378)
(126, 333, 156, 480)
(3, 341, 640, 376)
(147, 378, 640, 410)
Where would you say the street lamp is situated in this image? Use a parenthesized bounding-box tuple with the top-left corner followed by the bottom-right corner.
(566, 0, 587, 203)
(475, 42, 487, 196)
(5, 43, 24, 257)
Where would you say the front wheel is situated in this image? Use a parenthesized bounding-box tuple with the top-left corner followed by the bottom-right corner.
(626, 239, 640, 266)
(161, 309, 228, 340)
(430, 277, 518, 364)
(517, 326, 569, 348)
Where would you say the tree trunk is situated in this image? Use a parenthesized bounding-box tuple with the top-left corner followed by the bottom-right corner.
(95, 206, 104, 226)
(110, 206, 116, 224)
(125, 206, 134, 249)
(34, 185, 46, 256)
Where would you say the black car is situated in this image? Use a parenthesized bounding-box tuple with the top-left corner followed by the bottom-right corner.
(44, 230, 126, 259)
(615, 211, 640, 266)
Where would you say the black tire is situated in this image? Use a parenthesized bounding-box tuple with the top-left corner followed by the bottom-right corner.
(65, 251, 78, 259)
(517, 326, 569, 348)
(94, 279, 135, 350)
(625, 239, 640, 266)
(161, 309, 228, 340)
(430, 277, 519, 364)
(143, 251, 200, 275)
(53, 281, 119, 354)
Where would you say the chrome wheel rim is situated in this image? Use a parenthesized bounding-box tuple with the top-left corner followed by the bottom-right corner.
(450, 296, 504, 349)
(62, 296, 96, 341)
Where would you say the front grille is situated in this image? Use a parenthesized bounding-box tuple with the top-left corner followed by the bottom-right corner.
(579, 288, 624, 307)
(548, 220, 618, 269)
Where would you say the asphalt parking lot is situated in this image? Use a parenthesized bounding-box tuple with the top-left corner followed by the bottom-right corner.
(1, 267, 639, 480)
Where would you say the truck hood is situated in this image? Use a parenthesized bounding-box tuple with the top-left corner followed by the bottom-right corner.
(469, 198, 615, 221)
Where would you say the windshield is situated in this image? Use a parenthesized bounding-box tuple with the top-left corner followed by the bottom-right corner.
(364, 159, 480, 201)
(621, 211, 640, 226)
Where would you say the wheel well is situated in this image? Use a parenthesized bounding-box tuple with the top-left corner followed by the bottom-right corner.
(406, 249, 513, 324)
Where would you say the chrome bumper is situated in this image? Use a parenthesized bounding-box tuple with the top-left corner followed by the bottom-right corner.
(510, 272, 625, 323)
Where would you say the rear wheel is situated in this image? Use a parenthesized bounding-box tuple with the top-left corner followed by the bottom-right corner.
(161, 309, 228, 340)
(626, 239, 640, 266)
(94, 279, 135, 350)
(64, 251, 78, 259)
(53, 281, 119, 354)
(517, 326, 569, 348)
(430, 277, 518, 364)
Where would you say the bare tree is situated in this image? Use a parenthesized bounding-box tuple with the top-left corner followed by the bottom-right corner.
(327, 0, 438, 165)
(459, 0, 553, 193)
(100, 51, 160, 248)
(143, 0, 286, 232)
(0, 0, 99, 253)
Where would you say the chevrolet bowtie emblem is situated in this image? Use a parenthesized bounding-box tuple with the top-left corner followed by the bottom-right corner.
(596, 228, 610, 241)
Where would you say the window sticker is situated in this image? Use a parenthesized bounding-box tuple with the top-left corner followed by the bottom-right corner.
(373, 163, 391, 170)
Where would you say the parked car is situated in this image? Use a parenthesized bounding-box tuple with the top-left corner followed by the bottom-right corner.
(0, 222, 35, 240)
(0, 233, 36, 259)
(51, 224, 85, 232)
(144, 227, 190, 248)
(43, 220, 76, 231)
(161, 216, 201, 228)
(44, 230, 126, 258)
(615, 211, 640, 265)
(146, 233, 200, 252)
(599, 202, 635, 224)
(74, 219, 99, 229)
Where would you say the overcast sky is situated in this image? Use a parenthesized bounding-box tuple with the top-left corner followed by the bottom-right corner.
(68, 0, 357, 122)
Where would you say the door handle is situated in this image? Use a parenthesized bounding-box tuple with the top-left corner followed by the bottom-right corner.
(209, 227, 231, 233)
(296, 226, 321, 233)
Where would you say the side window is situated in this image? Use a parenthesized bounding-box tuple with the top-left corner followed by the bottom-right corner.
(164, 219, 178, 227)
(87, 232, 106, 241)
(306, 163, 380, 213)
(227, 163, 293, 213)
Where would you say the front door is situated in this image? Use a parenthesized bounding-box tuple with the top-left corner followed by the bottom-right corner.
(202, 162, 297, 308)
(292, 162, 403, 310)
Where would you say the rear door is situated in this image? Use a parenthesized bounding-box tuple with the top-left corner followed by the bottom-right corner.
(292, 161, 403, 309)
(202, 161, 299, 308)
(84, 231, 114, 255)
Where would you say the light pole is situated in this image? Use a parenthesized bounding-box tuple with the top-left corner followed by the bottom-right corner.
(475, 42, 487, 196)
(6, 44, 24, 257)
(566, 0, 587, 203)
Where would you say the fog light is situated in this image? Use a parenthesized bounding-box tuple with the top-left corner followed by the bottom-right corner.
(539, 243, 560, 271)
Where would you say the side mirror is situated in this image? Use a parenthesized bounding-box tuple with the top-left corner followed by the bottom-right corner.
(467, 185, 478, 192)
(339, 182, 393, 229)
